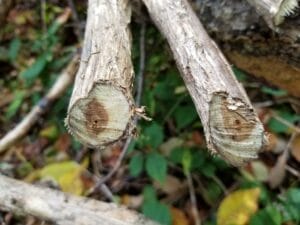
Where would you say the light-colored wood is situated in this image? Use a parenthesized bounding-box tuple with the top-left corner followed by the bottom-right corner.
(142, 0, 268, 166)
(66, 0, 136, 148)
(246, 0, 298, 27)
(0, 174, 158, 225)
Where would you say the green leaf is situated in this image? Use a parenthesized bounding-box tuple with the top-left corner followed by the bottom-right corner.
(182, 149, 192, 174)
(170, 147, 184, 164)
(268, 118, 287, 133)
(174, 105, 198, 129)
(39, 124, 59, 140)
(126, 140, 136, 154)
(232, 66, 247, 81)
(268, 111, 300, 134)
(190, 151, 205, 170)
(250, 205, 282, 225)
(129, 153, 144, 177)
(153, 81, 174, 100)
(261, 87, 287, 97)
(142, 201, 171, 225)
(9, 38, 21, 62)
(5, 90, 25, 119)
(201, 163, 216, 178)
(146, 152, 167, 183)
(286, 188, 300, 205)
(143, 186, 157, 203)
(206, 181, 223, 204)
(144, 122, 164, 149)
(21, 53, 50, 85)
(281, 188, 300, 222)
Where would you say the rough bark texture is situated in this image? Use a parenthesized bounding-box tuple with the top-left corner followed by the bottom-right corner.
(0, 174, 158, 225)
(66, 0, 135, 148)
(143, 0, 268, 166)
(246, 0, 299, 27)
(192, 0, 300, 97)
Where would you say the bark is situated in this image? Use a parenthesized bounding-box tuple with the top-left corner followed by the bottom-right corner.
(192, 0, 300, 97)
(142, 0, 268, 166)
(0, 174, 158, 225)
(246, 0, 299, 28)
(66, 0, 136, 148)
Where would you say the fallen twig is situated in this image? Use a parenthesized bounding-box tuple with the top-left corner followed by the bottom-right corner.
(0, 174, 157, 225)
(186, 171, 201, 225)
(268, 133, 296, 188)
(0, 55, 79, 153)
(142, 0, 267, 166)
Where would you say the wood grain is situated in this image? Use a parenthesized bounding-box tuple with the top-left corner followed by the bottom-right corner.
(66, 0, 135, 148)
(142, 0, 268, 166)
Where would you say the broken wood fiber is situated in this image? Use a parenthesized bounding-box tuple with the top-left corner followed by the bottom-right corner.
(142, 0, 268, 166)
(66, 0, 136, 148)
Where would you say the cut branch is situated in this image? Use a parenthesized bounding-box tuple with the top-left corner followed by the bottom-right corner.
(142, 0, 268, 166)
(246, 0, 298, 28)
(0, 55, 79, 153)
(0, 174, 157, 225)
(66, 0, 136, 148)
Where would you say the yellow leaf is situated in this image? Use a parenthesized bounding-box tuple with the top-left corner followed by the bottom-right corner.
(39, 124, 59, 140)
(217, 188, 260, 225)
(171, 207, 189, 225)
(39, 159, 88, 195)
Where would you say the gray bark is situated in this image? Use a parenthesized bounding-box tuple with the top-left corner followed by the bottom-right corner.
(0, 174, 158, 225)
(142, 0, 268, 166)
(66, 0, 136, 148)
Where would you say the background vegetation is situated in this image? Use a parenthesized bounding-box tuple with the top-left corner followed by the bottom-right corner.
(0, 1, 299, 225)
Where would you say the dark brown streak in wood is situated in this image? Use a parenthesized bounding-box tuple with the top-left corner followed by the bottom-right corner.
(85, 98, 109, 135)
(220, 96, 255, 141)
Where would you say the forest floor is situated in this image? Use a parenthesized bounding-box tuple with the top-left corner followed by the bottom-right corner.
(0, 1, 299, 225)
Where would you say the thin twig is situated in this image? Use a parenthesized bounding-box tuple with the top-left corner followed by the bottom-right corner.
(211, 175, 228, 195)
(186, 171, 201, 225)
(271, 112, 300, 133)
(90, 150, 115, 201)
(92, 137, 133, 190)
(135, 22, 146, 108)
(268, 132, 297, 188)
(285, 165, 300, 178)
(92, 22, 146, 191)
(0, 55, 79, 153)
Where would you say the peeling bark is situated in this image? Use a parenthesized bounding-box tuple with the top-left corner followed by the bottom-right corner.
(66, 0, 136, 148)
(143, 0, 268, 166)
